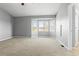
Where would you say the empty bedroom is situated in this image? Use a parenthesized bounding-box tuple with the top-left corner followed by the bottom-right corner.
(0, 3, 79, 56)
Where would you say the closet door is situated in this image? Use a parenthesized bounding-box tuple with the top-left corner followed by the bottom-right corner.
(75, 13, 79, 46)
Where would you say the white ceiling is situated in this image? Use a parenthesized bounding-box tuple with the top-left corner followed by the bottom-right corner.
(0, 3, 61, 17)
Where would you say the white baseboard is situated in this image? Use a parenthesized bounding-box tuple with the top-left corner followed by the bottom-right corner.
(0, 36, 12, 41)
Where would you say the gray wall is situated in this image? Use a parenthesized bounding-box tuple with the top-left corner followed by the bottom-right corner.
(13, 17, 31, 37)
(0, 9, 13, 41)
(56, 4, 70, 49)
(13, 15, 55, 37)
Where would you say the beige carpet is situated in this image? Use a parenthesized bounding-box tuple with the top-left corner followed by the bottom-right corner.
(0, 37, 74, 56)
(71, 43, 79, 56)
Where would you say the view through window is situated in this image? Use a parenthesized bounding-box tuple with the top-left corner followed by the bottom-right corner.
(31, 18, 56, 37)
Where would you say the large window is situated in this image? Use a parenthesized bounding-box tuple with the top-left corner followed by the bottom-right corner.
(31, 18, 56, 37)
(38, 20, 48, 32)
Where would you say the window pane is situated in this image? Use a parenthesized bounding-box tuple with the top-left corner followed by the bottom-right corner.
(32, 20, 38, 32)
(39, 21, 48, 32)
